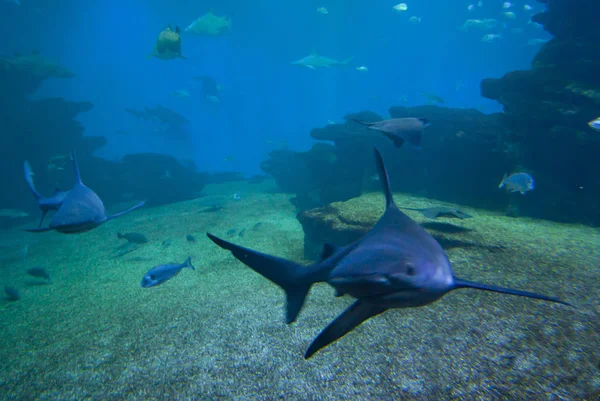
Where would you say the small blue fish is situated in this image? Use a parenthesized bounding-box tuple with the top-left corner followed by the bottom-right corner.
(141, 257, 195, 288)
(498, 172, 535, 195)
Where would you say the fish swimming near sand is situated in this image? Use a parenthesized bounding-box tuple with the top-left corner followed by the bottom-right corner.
(26, 267, 51, 282)
(402, 206, 472, 219)
(4, 286, 20, 301)
(117, 232, 148, 244)
(24, 161, 70, 227)
(141, 256, 195, 288)
(352, 117, 429, 148)
(291, 52, 354, 69)
(498, 172, 535, 195)
(207, 148, 571, 359)
(24, 152, 145, 234)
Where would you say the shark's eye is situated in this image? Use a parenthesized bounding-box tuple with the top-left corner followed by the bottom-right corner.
(406, 265, 415, 276)
(149, 275, 155, 280)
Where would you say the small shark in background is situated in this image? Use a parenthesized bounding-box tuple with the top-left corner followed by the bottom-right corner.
(291, 52, 354, 69)
(24, 161, 70, 227)
(24, 152, 145, 234)
(207, 148, 572, 359)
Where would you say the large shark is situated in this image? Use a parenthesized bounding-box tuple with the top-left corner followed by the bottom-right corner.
(24, 152, 145, 234)
(291, 52, 354, 70)
(23, 161, 70, 227)
(207, 148, 572, 359)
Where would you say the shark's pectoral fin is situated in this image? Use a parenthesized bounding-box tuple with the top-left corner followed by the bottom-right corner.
(305, 300, 387, 359)
(306, 65, 316, 70)
(38, 210, 48, 228)
(206, 233, 312, 323)
(24, 226, 53, 233)
(106, 201, 146, 221)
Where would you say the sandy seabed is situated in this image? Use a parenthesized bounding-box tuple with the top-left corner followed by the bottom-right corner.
(0, 181, 599, 401)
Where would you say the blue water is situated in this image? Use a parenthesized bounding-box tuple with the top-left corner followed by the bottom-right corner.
(0, 0, 549, 175)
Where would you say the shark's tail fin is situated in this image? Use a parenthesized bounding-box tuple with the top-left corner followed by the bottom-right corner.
(342, 56, 354, 65)
(23, 161, 41, 200)
(453, 278, 573, 307)
(106, 201, 146, 221)
(206, 233, 313, 323)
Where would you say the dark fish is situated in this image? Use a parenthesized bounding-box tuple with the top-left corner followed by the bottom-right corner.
(199, 205, 224, 213)
(186, 234, 196, 242)
(207, 148, 572, 359)
(238, 229, 246, 238)
(352, 117, 429, 148)
(252, 222, 263, 230)
(26, 267, 50, 282)
(161, 239, 172, 247)
(117, 232, 148, 244)
(421, 221, 473, 234)
(113, 242, 140, 258)
(4, 286, 21, 301)
(24, 161, 70, 227)
(403, 206, 473, 220)
(24, 152, 145, 234)
(141, 257, 195, 288)
(226, 229, 236, 236)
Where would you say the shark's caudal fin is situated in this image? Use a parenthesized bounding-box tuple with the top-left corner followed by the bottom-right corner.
(452, 278, 573, 307)
(106, 201, 146, 221)
(305, 300, 386, 359)
(23, 161, 41, 200)
(70, 151, 83, 186)
(206, 233, 312, 323)
(373, 148, 395, 208)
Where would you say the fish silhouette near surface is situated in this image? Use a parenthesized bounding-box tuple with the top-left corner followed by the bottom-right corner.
(24, 161, 70, 227)
(207, 148, 572, 359)
(352, 117, 429, 148)
(24, 152, 145, 234)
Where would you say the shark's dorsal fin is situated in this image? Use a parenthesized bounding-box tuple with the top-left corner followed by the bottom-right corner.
(373, 148, 395, 209)
(310, 49, 318, 56)
(70, 151, 83, 186)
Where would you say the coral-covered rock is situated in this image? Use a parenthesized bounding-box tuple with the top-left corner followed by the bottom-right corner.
(480, 0, 600, 225)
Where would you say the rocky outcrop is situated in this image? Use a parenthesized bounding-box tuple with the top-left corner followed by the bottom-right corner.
(262, 106, 508, 212)
(480, 0, 600, 225)
(297, 193, 504, 260)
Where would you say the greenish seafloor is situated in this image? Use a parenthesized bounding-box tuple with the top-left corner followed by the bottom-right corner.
(0, 181, 599, 400)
